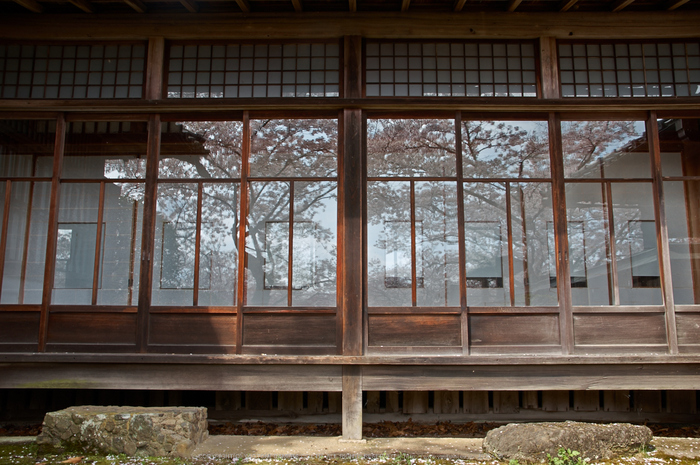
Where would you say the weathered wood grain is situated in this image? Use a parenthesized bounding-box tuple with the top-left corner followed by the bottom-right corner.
(368, 314, 461, 347)
(149, 313, 237, 346)
(573, 313, 667, 346)
(469, 314, 561, 346)
(243, 314, 336, 347)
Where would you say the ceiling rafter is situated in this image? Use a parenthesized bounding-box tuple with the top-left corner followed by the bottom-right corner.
(13, 0, 42, 12)
(665, 0, 690, 9)
(179, 0, 199, 12)
(453, 0, 467, 11)
(401, 0, 410, 11)
(559, 0, 579, 11)
(611, 0, 635, 11)
(507, 0, 522, 11)
(68, 0, 94, 12)
(291, 0, 302, 11)
(123, 0, 147, 12)
(234, 0, 250, 11)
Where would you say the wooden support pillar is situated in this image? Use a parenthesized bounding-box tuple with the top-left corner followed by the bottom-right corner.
(145, 37, 165, 100)
(38, 113, 65, 352)
(648, 114, 678, 354)
(342, 365, 363, 441)
(136, 114, 161, 352)
(539, 37, 560, 99)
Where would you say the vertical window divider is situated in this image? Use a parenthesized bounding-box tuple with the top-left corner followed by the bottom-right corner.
(518, 183, 531, 306)
(193, 181, 203, 306)
(599, 161, 614, 305)
(236, 111, 251, 354)
(0, 180, 12, 303)
(288, 181, 295, 307)
(605, 181, 620, 306)
(409, 180, 417, 307)
(505, 182, 515, 307)
(18, 172, 36, 305)
(91, 181, 106, 306)
(455, 111, 469, 355)
(127, 193, 139, 306)
(548, 112, 574, 354)
(38, 113, 66, 352)
(647, 113, 679, 355)
(136, 114, 160, 353)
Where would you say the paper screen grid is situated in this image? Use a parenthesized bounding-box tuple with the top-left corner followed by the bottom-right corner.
(166, 42, 341, 98)
(365, 41, 538, 98)
(0, 43, 145, 99)
(559, 42, 700, 98)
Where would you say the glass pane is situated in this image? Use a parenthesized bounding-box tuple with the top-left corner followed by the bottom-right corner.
(565, 183, 612, 305)
(665, 181, 700, 305)
(291, 181, 337, 306)
(0, 181, 50, 304)
(199, 183, 239, 306)
(64, 121, 147, 179)
(52, 183, 100, 305)
(246, 181, 290, 306)
(562, 121, 650, 178)
(97, 182, 143, 305)
(512, 183, 556, 305)
(0, 120, 55, 177)
(249, 119, 337, 177)
(611, 183, 662, 305)
(415, 181, 459, 306)
(464, 182, 510, 305)
(367, 181, 411, 307)
(159, 121, 243, 179)
(367, 119, 456, 177)
(461, 120, 550, 178)
(152, 183, 197, 305)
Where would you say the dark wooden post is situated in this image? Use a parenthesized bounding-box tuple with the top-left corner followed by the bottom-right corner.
(549, 112, 574, 354)
(136, 114, 161, 352)
(37, 113, 66, 352)
(539, 37, 560, 99)
(341, 35, 364, 441)
(647, 113, 678, 354)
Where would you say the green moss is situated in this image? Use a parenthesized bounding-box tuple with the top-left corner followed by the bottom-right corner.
(17, 379, 97, 389)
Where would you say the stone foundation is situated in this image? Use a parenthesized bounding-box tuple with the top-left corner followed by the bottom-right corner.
(36, 406, 208, 457)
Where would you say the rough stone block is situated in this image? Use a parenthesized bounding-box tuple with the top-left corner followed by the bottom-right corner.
(483, 421, 652, 463)
(36, 406, 208, 457)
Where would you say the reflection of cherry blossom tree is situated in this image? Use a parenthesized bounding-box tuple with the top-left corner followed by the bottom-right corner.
(153, 118, 338, 307)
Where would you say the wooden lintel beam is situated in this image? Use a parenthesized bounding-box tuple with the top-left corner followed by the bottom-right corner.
(611, 0, 635, 12)
(180, 0, 199, 12)
(507, 0, 522, 11)
(234, 0, 250, 12)
(349, 0, 356, 12)
(558, 0, 578, 11)
(453, 0, 467, 11)
(291, 0, 302, 12)
(12, 0, 42, 12)
(666, 0, 690, 9)
(401, 0, 410, 11)
(123, 0, 147, 12)
(68, 0, 94, 12)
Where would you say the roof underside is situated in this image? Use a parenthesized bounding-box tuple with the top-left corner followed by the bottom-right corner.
(1, 0, 699, 16)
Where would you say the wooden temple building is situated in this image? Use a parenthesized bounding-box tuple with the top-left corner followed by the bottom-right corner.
(0, 0, 699, 437)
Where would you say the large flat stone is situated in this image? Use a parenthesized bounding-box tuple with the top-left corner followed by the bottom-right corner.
(36, 406, 208, 457)
(483, 421, 652, 463)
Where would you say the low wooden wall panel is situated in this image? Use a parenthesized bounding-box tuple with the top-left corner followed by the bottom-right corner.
(149, 313, 237, 353)
(573, 313, 667, 347)
(46, 313, 137, 351)
(677, 313, 700, 350)
(367, 314, 461, 347)
(468, 314, 560, 346)
(243, 314, 336, 348)
(0, 311, 39, 351)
